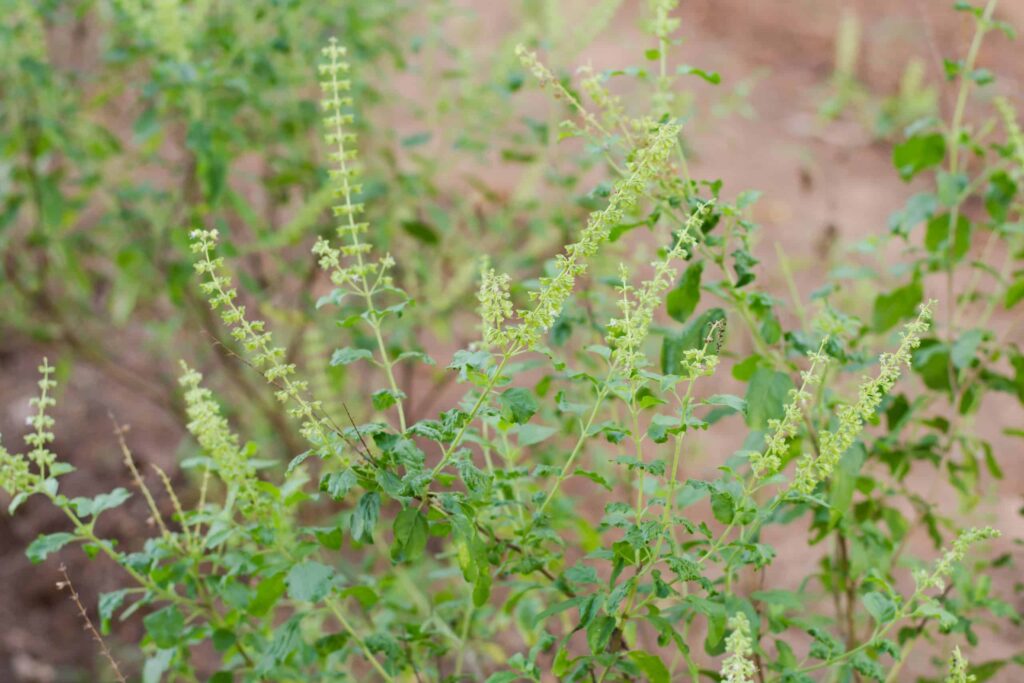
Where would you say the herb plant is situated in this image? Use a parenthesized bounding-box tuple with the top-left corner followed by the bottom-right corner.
(1, 1, 1022, 682)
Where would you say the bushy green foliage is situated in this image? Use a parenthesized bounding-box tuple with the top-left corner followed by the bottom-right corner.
(2, 1, 1023, 682)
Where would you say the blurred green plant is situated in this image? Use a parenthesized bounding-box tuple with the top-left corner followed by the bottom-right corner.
(0, 1, 1021, 682)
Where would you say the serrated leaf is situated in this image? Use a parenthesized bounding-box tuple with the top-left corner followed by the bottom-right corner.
(863, 592, 896, 624)
(330, 347, 374, 366)
(98, 588, 133, 634)
(144, 605, 184, 649)
(26, 532, 76, 564)
(391, 508, 428, 563)
(320, 468, 356, 500)
(500, 387, 537, 425)
(286, 561, 335, 602)
(69, 487, 132, 519)
(586, 615, 616, 653)
(628, 651, 670, 683)
(351, 491, 380, 544)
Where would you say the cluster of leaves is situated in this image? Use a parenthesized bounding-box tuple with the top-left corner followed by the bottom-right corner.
(0, 0, 629, 449)
(1, 1, 1022, 682)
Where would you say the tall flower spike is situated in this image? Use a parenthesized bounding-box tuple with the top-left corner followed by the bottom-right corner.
(0, 440, 34, 498)
(720, 613, 756, 683)
(190, 230, 345, 464)
(607, 202, 709, 376)
(579, 65, 628, 131)
(24, 358, 58, 474)
(944, 647, 976, 683)
(511, 122, 681, 350)
(995, 97, 1024, 178)
(314, 38, 391, 292)
(1, 361, 59, 499)
(915, 526, 1000, 593)
(750, 338, 829, 479)
(647, 0, 681, 114)
(179, 363, 263, 515)
(478, 260, 514, 347)
(792, 301, 933, 494)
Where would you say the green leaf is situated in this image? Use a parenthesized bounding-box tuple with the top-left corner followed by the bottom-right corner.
(473, 569, 492, 607)
(517, 423, 557, 446)
(893, 132, 945, 180)
(1005, 278, 1024, 309)
(26, 532, 76, 563)
(8, 492, 28, 515)
(484, 673, 524, 683)
(677, 65, 721, 84)
(647, 413, 683, 444)
(732, 355, 763, 381)
(330, 347, 374, 366)
(552, 644, 572, 676)
(341, 585, 379, 610)
(829, 444, 865, 528)
(142, 649, 174, 683)
(703, 394, 746, 413)
(69, 487, 132, 519)
(586, 615, 617, 653)
(628, 651, 670, 683)
(573, 468, 613, 491)
(286, 561, 335, 602)
(249, 574, 286, 617)
(912, 340, 953, 392)
(144, 605, 185, 649)
(565, 563, 600, 585)
(851, 652, 886, 681)
(744, 368, 794, 430)
(500, 387, 537, 425)
(392, 508, 429, 563)
(98, 589, 133, 634)
(872, 278, 922, 332)
(951, 329, 984, 369)
(351, 492, 380, 544)
(320, 468, 357, 500)
(710, 488, 735, 525)
(915, 600, 959, 630)
(400, 132, 432, 148)
(531, 596, 585, 629)
(863, 592, 896, 624)
(925, 212, 971, 261)
(732, 248, 759, 287)
(372, 388, 405, 411)
(666, 261, 703, 323)
(401, 219, 440, 245)
(984, 170, 1016, 220)
(212, 629, 236, 652)
(889, 192, 937, 236)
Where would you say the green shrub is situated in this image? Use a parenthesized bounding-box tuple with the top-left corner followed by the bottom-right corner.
(1, 1, 1022, 681)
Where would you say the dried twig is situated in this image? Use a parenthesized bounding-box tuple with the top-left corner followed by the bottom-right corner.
(57, 564, 128, 683)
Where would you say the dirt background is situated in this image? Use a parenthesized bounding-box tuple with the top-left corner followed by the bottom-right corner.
(2, 0, 1022, 681)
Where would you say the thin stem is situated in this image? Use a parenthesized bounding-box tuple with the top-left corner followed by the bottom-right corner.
(942, 0, 999, 393)
(325, 597, 396, 682)
(429, 351, 515, 481)
(535, 379, 613, 519)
